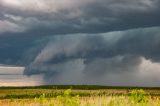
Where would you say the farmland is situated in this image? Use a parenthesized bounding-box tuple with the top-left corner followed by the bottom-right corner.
(1, 85, 160, 106)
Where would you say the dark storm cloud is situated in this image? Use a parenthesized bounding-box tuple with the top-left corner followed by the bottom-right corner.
(0, 35, 49, 65)
(24, 27, 160, 79)
(0, 0, 160, 35)
(1, 0, 160, 85)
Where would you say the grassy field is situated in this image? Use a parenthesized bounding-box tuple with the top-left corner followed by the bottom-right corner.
(1, 85, 160, 106)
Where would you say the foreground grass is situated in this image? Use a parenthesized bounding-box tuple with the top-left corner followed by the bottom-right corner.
(1, 89, 160, 106)
(1, 85, 160, 99)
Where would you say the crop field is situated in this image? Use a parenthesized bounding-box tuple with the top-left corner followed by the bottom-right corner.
(1, 85, 160, 106)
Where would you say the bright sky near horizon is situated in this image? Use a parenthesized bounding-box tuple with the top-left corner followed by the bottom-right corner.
(0, 66, 44, 86)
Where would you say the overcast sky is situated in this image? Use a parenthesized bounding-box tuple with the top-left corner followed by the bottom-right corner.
(0, 0, 160, 86)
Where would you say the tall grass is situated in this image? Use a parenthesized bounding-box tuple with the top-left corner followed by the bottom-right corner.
(0, 89, 160, 106)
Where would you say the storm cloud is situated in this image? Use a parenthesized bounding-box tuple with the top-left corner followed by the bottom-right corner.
(0, 0, 160, 86)
(0, 0, 160, 36)
(23, 27, 160, 85)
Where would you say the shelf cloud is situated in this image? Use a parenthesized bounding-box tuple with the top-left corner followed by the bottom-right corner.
(0, 0, 160, 86)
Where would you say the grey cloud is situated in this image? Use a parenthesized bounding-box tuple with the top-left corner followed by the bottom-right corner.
(23, 27, 160, 84)
(0, 35, 49, 65)
(0, 20, 25, 33)
(1, 0, 160, 86)
(83, 55, 141, 76)
(0, 0, 160, 35)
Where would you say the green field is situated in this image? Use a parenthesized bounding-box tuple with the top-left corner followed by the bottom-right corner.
(1, 85, 160, 106)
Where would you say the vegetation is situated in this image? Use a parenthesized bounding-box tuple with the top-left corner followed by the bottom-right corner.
(1, 86, 160, 105)
(2, 85, 160, 90)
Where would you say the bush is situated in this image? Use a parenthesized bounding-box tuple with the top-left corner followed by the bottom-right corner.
(57, 89, 80, 106)
(130, 89, 147, 103)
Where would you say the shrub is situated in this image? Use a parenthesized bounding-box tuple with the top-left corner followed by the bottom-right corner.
(57, 89, 80, 106)
(130, 89, 147, 103)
